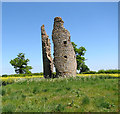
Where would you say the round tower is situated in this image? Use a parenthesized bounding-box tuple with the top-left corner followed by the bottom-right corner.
(52, 17, 77, 77)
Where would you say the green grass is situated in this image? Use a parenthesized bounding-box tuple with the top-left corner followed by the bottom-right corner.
(2, 76, 119, 112)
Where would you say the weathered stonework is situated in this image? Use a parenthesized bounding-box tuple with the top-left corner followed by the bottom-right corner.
(52, 17, 77, 77)
(41, 25, 53, 78)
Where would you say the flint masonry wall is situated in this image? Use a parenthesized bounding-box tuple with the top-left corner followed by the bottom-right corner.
(52, 17, 77, 77)
(41, 25, 53, 78)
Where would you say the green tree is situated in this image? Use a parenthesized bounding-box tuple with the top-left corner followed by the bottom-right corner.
(80, 63, 90, 73)
(72, 42, 90, 73)
(10, 53, 32, 74)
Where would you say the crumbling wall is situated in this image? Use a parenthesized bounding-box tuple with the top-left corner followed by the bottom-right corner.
(52, 17, 77, 77)
(41, 25, 53, 78)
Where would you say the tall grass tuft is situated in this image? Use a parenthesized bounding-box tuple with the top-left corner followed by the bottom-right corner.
(54, 104, 65, 112)
(33, 87, 40, 94)
(82, 96, 90, 105)
(95, 97, 112, 109)
(2, 104, 16, 112)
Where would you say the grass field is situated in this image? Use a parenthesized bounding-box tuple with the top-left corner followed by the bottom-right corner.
(1, 75, 119, 112)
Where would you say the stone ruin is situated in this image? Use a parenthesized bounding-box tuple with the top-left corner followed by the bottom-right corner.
(41, 17, 77, 78)
(41, 25, 53, 78)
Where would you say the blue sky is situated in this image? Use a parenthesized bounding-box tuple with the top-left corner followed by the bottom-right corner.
(2, 2, 118, 75)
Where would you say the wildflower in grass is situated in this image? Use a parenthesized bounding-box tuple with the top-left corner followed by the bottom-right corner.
(74, 104, 80, 108)
(67, 100, 74, 107)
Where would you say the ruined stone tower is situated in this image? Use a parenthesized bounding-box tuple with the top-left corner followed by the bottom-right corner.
(52, 17, 77, 77)
(41, 25, 53, 78)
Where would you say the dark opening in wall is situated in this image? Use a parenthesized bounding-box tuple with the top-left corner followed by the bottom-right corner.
(68, 36, 70, 41)
(63, 41, 67, 44)
(64, 56, 67, 58)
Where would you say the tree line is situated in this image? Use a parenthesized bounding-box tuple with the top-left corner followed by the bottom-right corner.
(9, 42, 89, 75)
(9, 42, 118, 75)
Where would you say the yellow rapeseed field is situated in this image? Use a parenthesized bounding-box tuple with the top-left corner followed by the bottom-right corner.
(77, 73, 119, 77)
(1, 75, 43, 80)
(0, 74, 119, 82)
